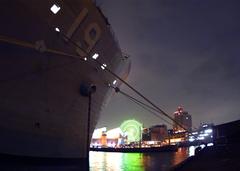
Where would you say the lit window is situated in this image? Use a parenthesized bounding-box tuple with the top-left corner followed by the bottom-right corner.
(189, 138, 195, 142)
(55, 27, 60, 32)
(50, 4, 61, 14)
(103, 63, 107, 67)
(198, 136, 205, 140)
(92, 53, 99, 59)
(204, 129, 213, 134)
(207, 143, 214, 147)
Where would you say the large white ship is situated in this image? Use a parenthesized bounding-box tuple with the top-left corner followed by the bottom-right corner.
(0, 0, 130, 160)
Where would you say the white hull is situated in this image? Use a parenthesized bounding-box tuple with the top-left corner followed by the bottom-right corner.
(0, 0, 130, 158)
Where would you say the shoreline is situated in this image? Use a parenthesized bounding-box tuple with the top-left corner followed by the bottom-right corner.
(90, 144, 178, 153)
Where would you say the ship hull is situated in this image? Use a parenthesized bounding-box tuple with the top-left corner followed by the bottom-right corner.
(0, 0, 130, 158)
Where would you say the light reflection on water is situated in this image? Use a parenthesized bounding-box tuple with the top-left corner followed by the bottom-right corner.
(90, 152, 144, 171)
(188, 146, 196, 156)
(0, 147, 197, 171)
(90, 147, 195, 171)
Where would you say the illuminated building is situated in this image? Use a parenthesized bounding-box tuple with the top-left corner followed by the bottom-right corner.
(142, 128, 151, 141)
(91, 119, 143, 147)
(91, 127, 107, 147)
(149, 125, 168, 141)
(141, 125, 168, 146)
(106, 128, 123, 147)
(173, 106, 192, 133)
(101, 133, 107, 147)
(91, 127, 126, 147)
(188, 123, 214, 145)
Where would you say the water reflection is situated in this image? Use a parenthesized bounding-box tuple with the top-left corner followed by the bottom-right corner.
(188, 146, 196, 156)
(0, 148, 193, 171)
(122, 153, 144, 171)
(172, 147, 190, 166)
(90, 147, 191, 171)
(90, 152, 144, 171)
(90, 152, 125, 171)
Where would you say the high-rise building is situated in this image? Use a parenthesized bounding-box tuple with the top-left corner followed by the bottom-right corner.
(173, 106, 192, 133)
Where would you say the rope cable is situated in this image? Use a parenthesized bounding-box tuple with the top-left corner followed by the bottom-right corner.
(0, 23, 188, 131)
(113, 87, 173, 125)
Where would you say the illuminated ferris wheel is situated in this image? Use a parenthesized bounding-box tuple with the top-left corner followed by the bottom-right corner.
(120, 119, 142, 142)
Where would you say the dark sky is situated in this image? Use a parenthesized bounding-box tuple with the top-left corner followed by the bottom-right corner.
(96, 0, 240, 129)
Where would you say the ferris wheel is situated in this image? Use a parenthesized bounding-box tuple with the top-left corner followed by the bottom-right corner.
(120, 119, 142, 142)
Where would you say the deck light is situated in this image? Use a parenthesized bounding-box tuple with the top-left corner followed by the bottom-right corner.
(113, 80, 117, 85)
(92, 53, 99, 59)
(55, 27, 60, 32)
(101, 63, 107, 70)
(50, 4, 61, 14)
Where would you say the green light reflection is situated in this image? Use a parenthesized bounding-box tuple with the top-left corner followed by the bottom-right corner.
(122, 153, 144, 171)
(90, 152, 144, 171)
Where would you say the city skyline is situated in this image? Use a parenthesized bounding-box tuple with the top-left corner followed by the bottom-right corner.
(96, 0, 240, 129)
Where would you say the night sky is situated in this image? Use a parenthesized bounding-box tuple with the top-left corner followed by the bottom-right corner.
(96, 0, 240, 130)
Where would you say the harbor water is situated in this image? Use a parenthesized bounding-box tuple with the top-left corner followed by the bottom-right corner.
(0, 147, 196, 171)
(90, 147, 195, 171)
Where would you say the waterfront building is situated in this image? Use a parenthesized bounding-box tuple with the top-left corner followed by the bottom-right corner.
(173, 106, 192, 133)
(188, 123, 214, 145)
(91, 127, 127, 147)
(168, 128, 187, 144)
(91, 127, 107, 147)
(141, 124, 169, 146)
(142, 128, 151, 141)
(101, 133, 107, 147)
(91, 119, 143, 147)
(150, 125, 168, 141)
(105, 128, 123, 147)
